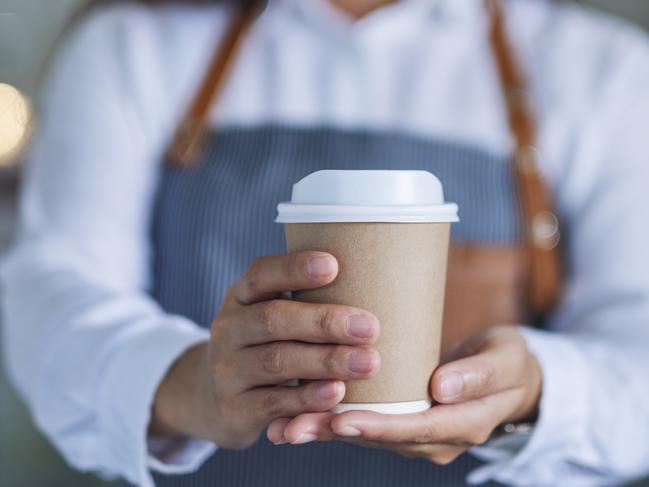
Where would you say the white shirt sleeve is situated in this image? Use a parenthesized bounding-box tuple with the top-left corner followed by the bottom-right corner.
(469, 35, 649, 487)
(1, 6, 220, 486)
(5, 2, 649, 486)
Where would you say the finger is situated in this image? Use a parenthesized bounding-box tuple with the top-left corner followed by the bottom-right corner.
(431, 333, 527, 404)
(267, 418, 291, 445)
(331, 406, 463, 444)
(332, 396, 510, 446)
(281, 412, 338, 444)
(331, 409, 449, 444)
(228, 252, 338, 306)
(238, 342, 380, 388)
(231, 300, 379, 347)
(280, 414, 438, 449)
(246, 380, 345, 429)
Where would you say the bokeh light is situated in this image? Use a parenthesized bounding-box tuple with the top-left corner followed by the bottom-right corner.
(0, 83, 32, 166)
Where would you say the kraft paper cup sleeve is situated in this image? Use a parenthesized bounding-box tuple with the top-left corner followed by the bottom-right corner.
(286, 223, 450, 405)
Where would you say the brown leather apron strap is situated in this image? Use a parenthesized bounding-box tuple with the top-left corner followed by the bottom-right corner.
(165, 0, 564, 319)
(165, 0, 265, 167)
(485, 0, 563, 317)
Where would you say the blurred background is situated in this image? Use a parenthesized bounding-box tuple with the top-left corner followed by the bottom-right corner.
(1, 1, 649, 486)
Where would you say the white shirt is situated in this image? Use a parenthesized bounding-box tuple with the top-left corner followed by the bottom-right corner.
(3, 0, 649, 486)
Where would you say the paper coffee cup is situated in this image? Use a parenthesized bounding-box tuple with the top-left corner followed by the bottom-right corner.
(276, 170, 459, 414)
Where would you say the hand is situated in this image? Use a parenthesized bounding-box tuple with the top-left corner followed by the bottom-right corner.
(150, 251, 381, 449)
(267, 326, 541, 464)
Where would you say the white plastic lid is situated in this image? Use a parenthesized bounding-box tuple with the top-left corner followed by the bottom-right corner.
(276, 170, 459, 223)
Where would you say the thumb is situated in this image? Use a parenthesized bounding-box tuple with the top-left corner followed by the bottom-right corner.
(431, 330, 526, 403)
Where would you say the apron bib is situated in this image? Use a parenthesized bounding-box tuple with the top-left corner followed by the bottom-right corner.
(151, 125, 517, 486)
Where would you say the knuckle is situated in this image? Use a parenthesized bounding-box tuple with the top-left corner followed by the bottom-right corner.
(315, 306, 337, 337)
(261, 390, 285, 418)
(414, 425, 437, 444)
(412, 415, 439, 444)
(260, 343, 285, 376)
(475, 362, 496, 392)
(297, 386, 311, 409)
(225, 282, 243, 305)
(244, 258, 265, 296)
(258, 300, 282, 338)
(323, 347, 340, 374)
(286, 252, 303, 280)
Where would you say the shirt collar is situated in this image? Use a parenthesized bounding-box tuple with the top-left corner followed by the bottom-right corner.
(267, 0, 484, 45)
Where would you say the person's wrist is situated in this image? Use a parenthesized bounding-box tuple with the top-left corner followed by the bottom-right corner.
(150, 342, 210, 440)
(510, 351, 542, 424)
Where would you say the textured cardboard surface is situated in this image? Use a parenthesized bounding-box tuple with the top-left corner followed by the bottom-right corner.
(286, 223, 450, 404)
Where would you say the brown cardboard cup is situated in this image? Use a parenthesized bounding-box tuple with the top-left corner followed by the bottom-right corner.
(276, 171, 458, 414)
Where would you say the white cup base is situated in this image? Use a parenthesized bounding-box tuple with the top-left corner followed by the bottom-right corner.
(332, 400, 431, 415)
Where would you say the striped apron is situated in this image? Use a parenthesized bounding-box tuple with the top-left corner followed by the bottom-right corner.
(150, 124, 517, 486)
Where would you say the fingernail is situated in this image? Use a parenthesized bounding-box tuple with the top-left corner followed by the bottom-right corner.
(347, 315, 378, 339)
(306, 255, 335, 279)
(347, 350, 377, 374)
(440, 372, 464, 399)
(336, 425, 361, 437)
(292, 432, 318, 445)
(317, 381, 343, 401)
(272, 438, 288, 445)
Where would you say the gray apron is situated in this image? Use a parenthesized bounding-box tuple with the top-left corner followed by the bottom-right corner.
(150, 124, 518, 486)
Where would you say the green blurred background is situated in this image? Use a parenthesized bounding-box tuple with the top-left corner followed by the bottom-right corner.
(1, 1, 649, 486)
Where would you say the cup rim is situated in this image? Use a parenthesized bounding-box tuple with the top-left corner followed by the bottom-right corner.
(275, 202, 460, 224)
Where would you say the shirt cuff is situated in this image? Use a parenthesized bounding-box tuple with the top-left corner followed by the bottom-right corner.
(99, 314, 212, 487)
(468, 326, 589, 486)
(148, 436, 216, 475)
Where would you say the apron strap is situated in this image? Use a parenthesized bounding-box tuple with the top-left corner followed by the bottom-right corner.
(165, 0, 563, 319)
(165, 0, 265, 167)
(485, 0, 563, 317)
